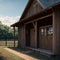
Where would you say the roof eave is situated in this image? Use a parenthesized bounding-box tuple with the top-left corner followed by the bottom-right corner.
(11, 21, 20, 27)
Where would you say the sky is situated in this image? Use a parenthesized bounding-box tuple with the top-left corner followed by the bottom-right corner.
(0, 0, 28, 26)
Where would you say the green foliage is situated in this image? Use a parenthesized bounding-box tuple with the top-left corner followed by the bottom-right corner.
(0, 21, 18, 40)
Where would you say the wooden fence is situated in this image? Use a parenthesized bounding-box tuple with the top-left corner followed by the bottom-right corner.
(0, 40, 18, 47)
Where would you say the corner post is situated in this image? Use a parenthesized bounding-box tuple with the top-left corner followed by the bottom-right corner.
(13, 27, 15, 47)
(53, 7, 60, 55)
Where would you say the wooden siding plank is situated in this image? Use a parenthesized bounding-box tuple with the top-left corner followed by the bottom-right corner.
(24, 0, 43, 19)
(53, 7, 60, 55)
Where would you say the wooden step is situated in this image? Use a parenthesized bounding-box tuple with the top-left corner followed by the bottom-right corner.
(27, 47, 54, 57)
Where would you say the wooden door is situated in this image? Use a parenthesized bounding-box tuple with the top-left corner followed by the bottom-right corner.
(26, 29, 30, 47)
(30, 28, 35, 48)
(47, 26, 53, 50)
(39, 26, 53, 51)
(39, 27, 47, 49)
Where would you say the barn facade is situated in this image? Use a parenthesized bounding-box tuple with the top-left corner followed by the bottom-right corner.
(11, 0, 60, 55)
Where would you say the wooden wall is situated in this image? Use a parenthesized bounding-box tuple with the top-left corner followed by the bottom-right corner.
(53, 6, 60, 55)
(24, 0, 43, 18)
(18, 26, 25, 47)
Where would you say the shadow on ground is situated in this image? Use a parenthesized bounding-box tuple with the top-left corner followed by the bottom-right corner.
(0, 56, 4, 60)
(0, 52, 5, 60)
(0, 52, 14, 60)
(8, 47, 60, 60)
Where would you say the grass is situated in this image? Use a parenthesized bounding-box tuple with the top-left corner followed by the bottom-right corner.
(0, 46, 24, 60)
(10, 47, 60, 60)
(0, 40, 60, 60)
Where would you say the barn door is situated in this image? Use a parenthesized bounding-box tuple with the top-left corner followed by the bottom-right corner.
(39, 27, 47, 49)
(39, 26, 53, 51)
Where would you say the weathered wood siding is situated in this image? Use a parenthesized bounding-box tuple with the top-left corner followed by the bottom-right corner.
(53, 6, 60, 54)
(18, 26, 25, 47)
(24, 0, 43, 18)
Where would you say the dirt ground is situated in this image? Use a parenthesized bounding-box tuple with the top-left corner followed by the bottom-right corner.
(5, 48, 37, 60)
(0, 52, 14, 60)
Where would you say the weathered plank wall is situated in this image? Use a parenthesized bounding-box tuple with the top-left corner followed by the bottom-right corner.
(24, 0, 43, 18)
(53, 6, 60, 54)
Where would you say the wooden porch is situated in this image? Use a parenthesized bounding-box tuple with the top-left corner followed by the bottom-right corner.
(25, 14, 53, 52)
(27, 47, 54, 56)
(11, 5, 60, 55)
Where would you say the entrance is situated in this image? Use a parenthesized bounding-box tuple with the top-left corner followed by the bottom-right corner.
(26, 28, 30, 47)
(30, 28, 35, 48)
(39, 26, 53, 51)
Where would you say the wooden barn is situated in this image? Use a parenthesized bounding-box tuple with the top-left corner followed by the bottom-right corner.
(11, 0, 60, 55)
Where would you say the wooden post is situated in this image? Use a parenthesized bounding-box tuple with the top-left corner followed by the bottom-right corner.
(13, 27, 15, 47)
(35, 22, 38, 48)
(32, 22, 38, 48)
(18, 27, 20, 47)
(24, 25, 26, 47)
(18, 27, 19, 47)
(5, 40, 7, 46)
(18, 27, 21, 47)
(53, 7, 60, 55)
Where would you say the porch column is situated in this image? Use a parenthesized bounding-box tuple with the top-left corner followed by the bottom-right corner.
(33, 22, 37, 48)
(13, 27, 15, 47)
(18, 27, 20, 47)
(53, 7, 60, 55)
(35, 22, 38, 48)
(24, 25, 26, 47)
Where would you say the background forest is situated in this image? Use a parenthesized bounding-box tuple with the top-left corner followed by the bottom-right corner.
(0, 21, 18, 40)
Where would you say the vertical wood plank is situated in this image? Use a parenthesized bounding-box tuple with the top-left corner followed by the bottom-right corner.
(53, 7, 60, 55)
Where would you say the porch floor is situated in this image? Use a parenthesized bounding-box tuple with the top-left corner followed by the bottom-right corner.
(27, 47, 54, 56)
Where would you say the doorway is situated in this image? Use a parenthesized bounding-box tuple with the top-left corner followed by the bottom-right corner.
(39, 26, 53, 51)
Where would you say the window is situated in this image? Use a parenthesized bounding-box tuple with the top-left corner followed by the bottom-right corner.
(41, 28, 46, 36)
(41, 29, 44, 35)
(47, 27, 53, 35)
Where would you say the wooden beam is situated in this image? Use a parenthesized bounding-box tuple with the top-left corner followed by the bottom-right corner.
(32, 22, 35, 29)
(13, 27, 15, 47)
(37, 0, 45, 8)
(25, 14, 52, 24)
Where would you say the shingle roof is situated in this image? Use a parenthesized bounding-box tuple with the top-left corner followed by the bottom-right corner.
(39, 0, 60, 8)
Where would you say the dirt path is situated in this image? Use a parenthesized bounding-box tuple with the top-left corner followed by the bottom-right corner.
(0, 52, 14, 60)
(4, 48, 38, 60)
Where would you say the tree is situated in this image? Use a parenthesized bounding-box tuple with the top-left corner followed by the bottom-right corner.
(0, 21, 18, 40)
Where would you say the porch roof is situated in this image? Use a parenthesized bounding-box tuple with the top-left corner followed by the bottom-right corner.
(11, 2, 60, 27)
(11, 21, 20, 27)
